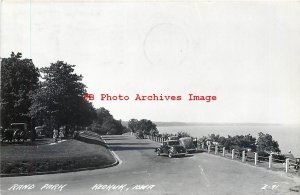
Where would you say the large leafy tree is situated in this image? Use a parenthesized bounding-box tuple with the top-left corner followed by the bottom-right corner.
(127, 119, 158, 135)
(90, 107, 125, 135)
(29, 61, 94, 131)
(95, 107, 114, 125)
(128, 119, 139, 133)
(76, 100, 97, 127)
(1, 52, 39, 128)
(256, 132, 280, 153)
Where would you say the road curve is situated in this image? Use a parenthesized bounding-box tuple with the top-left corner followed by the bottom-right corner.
(1, 134, 299, 195)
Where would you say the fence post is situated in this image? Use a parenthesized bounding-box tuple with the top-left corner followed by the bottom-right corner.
(232, 149, 235, 159)
(254, 152, 258, 165)
(285, 158, 289, 173)
(215, 145, 218, 155)
(242, 151, 245, 162)
(208, 145, 211, 153)
(269, 154, 272, 168)
(201, 143, 204, 149)
(222, 147, 225, 157)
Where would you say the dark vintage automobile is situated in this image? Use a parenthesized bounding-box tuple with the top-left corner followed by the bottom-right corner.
(179, 137, 196, 153)
(1, 123, 34, 142)
(155, 140, 186, 158)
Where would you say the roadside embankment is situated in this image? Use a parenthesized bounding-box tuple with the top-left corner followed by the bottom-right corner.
(1, 134, 118, 177)
(77, 131, 107, 147)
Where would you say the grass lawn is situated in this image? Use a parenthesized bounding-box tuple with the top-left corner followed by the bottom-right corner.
(0, 139, 116, 175)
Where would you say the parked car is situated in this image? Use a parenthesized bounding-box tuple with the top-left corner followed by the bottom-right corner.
(179, 137, 196, 153)
(2, 123, 34, 142)
(155, 140, 186, 158)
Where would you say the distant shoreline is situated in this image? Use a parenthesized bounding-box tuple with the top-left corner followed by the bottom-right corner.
(153, 122, 286, 127)
(121, 121, 298, 128)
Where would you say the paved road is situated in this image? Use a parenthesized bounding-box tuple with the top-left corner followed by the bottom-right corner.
(1, 135, 299, 195)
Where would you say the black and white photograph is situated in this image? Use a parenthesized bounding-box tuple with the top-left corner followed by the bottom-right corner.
(0, 0, 300, 194)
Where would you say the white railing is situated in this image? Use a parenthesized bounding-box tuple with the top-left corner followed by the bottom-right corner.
(197, 143, 298, 174)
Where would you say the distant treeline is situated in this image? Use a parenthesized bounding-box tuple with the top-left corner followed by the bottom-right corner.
(198, 133, 281, 154)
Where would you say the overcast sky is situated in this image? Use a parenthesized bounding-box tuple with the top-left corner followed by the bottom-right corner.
(1, 1, 300, 124)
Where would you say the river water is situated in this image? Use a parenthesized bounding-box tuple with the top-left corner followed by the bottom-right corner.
(157, 124, 300, 157)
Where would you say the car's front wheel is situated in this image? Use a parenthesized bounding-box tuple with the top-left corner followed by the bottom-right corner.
(156, 150, 161, 156)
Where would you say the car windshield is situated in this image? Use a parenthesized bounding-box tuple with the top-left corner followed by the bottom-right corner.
(168, 141, 180, 146)
(181, 139, 192, 145)
(10, 124, 25, 131)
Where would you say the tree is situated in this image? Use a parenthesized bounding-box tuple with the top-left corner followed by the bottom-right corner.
(1, 52, 39, 128)
(256, 132, 280, 153)
(223, 135, 233, 150)
(90, 107, 125, 135)
(127, 119, 158, 135)
(224, 134, 257, 151)
(95, 107, 113, 126)
(161, 133, 175, 140)
(217, 136, 227, 146)
(75, 100, 97, 127)
(138, 119, 158, 135)
(177, 131, 190, 138)
(29, 61, 94, 132)
(102, 118, 124, 135)
(240, 134, 256, 151)
(128, 119, 139, 133)
(209, 134, 220, 142)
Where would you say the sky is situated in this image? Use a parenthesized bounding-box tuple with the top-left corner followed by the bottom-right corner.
(1, 1, 300, 124)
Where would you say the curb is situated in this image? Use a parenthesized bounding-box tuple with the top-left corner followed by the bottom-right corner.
(101, 136, 122, 165)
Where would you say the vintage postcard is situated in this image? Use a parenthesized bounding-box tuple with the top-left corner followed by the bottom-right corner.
(1, 0, 300, 194)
